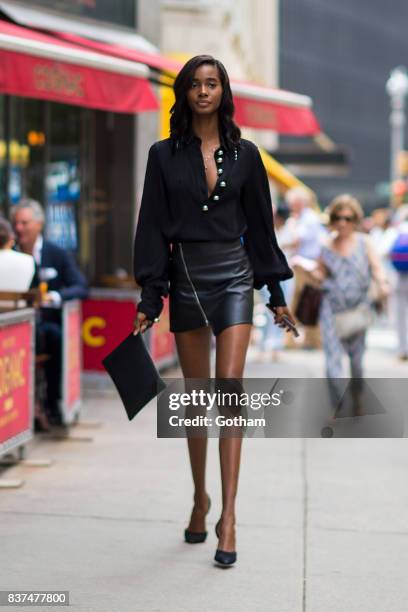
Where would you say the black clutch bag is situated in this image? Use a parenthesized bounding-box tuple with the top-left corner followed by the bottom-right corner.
(102, 332, 166, 420)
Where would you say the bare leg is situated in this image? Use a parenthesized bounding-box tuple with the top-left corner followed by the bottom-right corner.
(175, 326, 212, 532)
(215, 323, 252, 552)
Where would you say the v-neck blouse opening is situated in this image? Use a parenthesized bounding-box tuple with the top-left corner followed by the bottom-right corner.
(204, 149, 223, 199)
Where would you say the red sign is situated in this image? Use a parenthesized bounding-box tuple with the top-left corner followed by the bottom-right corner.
(82, 299, 136, 371)
(66, 307, 81, 410)
(34, 63, 84, 99)
(0, 321, 32, 445)
(82, 297, 176, 371)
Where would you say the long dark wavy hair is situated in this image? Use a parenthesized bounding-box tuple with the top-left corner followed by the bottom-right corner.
(170, 55, 241, 151)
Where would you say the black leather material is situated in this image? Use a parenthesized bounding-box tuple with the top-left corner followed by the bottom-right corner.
(169, 240, 254, 336)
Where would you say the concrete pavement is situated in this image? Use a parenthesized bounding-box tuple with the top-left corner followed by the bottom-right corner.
(0, 325, 407, 612)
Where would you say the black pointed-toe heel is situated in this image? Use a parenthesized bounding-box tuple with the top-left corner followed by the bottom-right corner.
(214, 520, 237, 567)
(184, 529, 207, 544)
(214, 549, 237, 566)
(184, 496, 211, 544)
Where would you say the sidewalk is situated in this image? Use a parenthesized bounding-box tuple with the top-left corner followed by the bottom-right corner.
(1, 327, 407, 612)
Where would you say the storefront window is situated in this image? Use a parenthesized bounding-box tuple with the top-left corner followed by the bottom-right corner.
(0, 95, 134, 286)
(46, 104, 82, 252)
(1, 97, 85, 257)
(0, 97, 44, 216)
(92, 111, 135, 285)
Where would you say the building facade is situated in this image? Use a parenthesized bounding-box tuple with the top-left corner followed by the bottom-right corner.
(160, 0, 279, 149)
(280, 0, 408, 209)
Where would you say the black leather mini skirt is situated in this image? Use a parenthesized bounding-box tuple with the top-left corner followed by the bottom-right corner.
(169, 239, 254, 336)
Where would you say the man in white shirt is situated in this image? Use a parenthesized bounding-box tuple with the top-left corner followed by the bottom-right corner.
(11, 199, 88, 427)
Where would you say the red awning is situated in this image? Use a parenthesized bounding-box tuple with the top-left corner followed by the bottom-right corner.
(51, 34, 320, 135)
(49, 36, 320, 135)
(7, 21, 320, 135)
(231, 81, 320, 136)
(0, 20, 158, 113)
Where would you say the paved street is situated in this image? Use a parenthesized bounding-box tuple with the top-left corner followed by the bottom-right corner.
(1, 325, 407, 612)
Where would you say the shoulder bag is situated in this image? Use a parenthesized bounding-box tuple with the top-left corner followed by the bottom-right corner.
(295, 284, 323, 326)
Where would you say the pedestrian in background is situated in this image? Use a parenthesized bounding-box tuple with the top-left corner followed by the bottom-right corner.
(133, 55, 295, 567)
(11, 199, 88, 428)
(388, 205, 408, 360)
(257, 204, 296, 360)
(369, 208, 398, 322)
(0, 217, 34, 292)
(285, 186, 326, 348)
(310, 194, 389, 415)
(370, 208, 398, 258)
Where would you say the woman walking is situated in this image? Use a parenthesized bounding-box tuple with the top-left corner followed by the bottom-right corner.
(313, 195, 388, 415)
(133, 55, 294, 566)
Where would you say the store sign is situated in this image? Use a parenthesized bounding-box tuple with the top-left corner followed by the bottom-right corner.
(24, 0, 136, 28)
(1, 49, 157, 115)
(82, 297, 176, 373)
(233, 96, 320, 135)
(0, 321, 32, 446)
(235, 100, 278, 130)
(34, 64, 84, 99)
(82, 298, 137, 371)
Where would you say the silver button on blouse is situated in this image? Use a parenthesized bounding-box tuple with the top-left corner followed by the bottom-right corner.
(213, 195, 220, 201)
(202, 204, 209, 212)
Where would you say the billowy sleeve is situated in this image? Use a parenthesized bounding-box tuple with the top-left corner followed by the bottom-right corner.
(241, 144, 293, 306)
(133, 144, 170, 320)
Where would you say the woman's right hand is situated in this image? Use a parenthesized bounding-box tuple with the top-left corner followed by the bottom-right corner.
(133, 311, 153, 335)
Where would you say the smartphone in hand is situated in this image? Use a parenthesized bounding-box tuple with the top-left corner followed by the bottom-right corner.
(280, 314, 300, 337)
(266, 305, 300, 338)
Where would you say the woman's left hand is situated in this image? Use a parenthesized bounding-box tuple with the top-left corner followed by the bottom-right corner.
(133, 311, 154, 335)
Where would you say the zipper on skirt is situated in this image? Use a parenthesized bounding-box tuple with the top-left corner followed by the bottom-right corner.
(178, 243, 209, 326)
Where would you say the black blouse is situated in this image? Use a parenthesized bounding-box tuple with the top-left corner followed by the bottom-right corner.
(133, 135, 293, 320)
